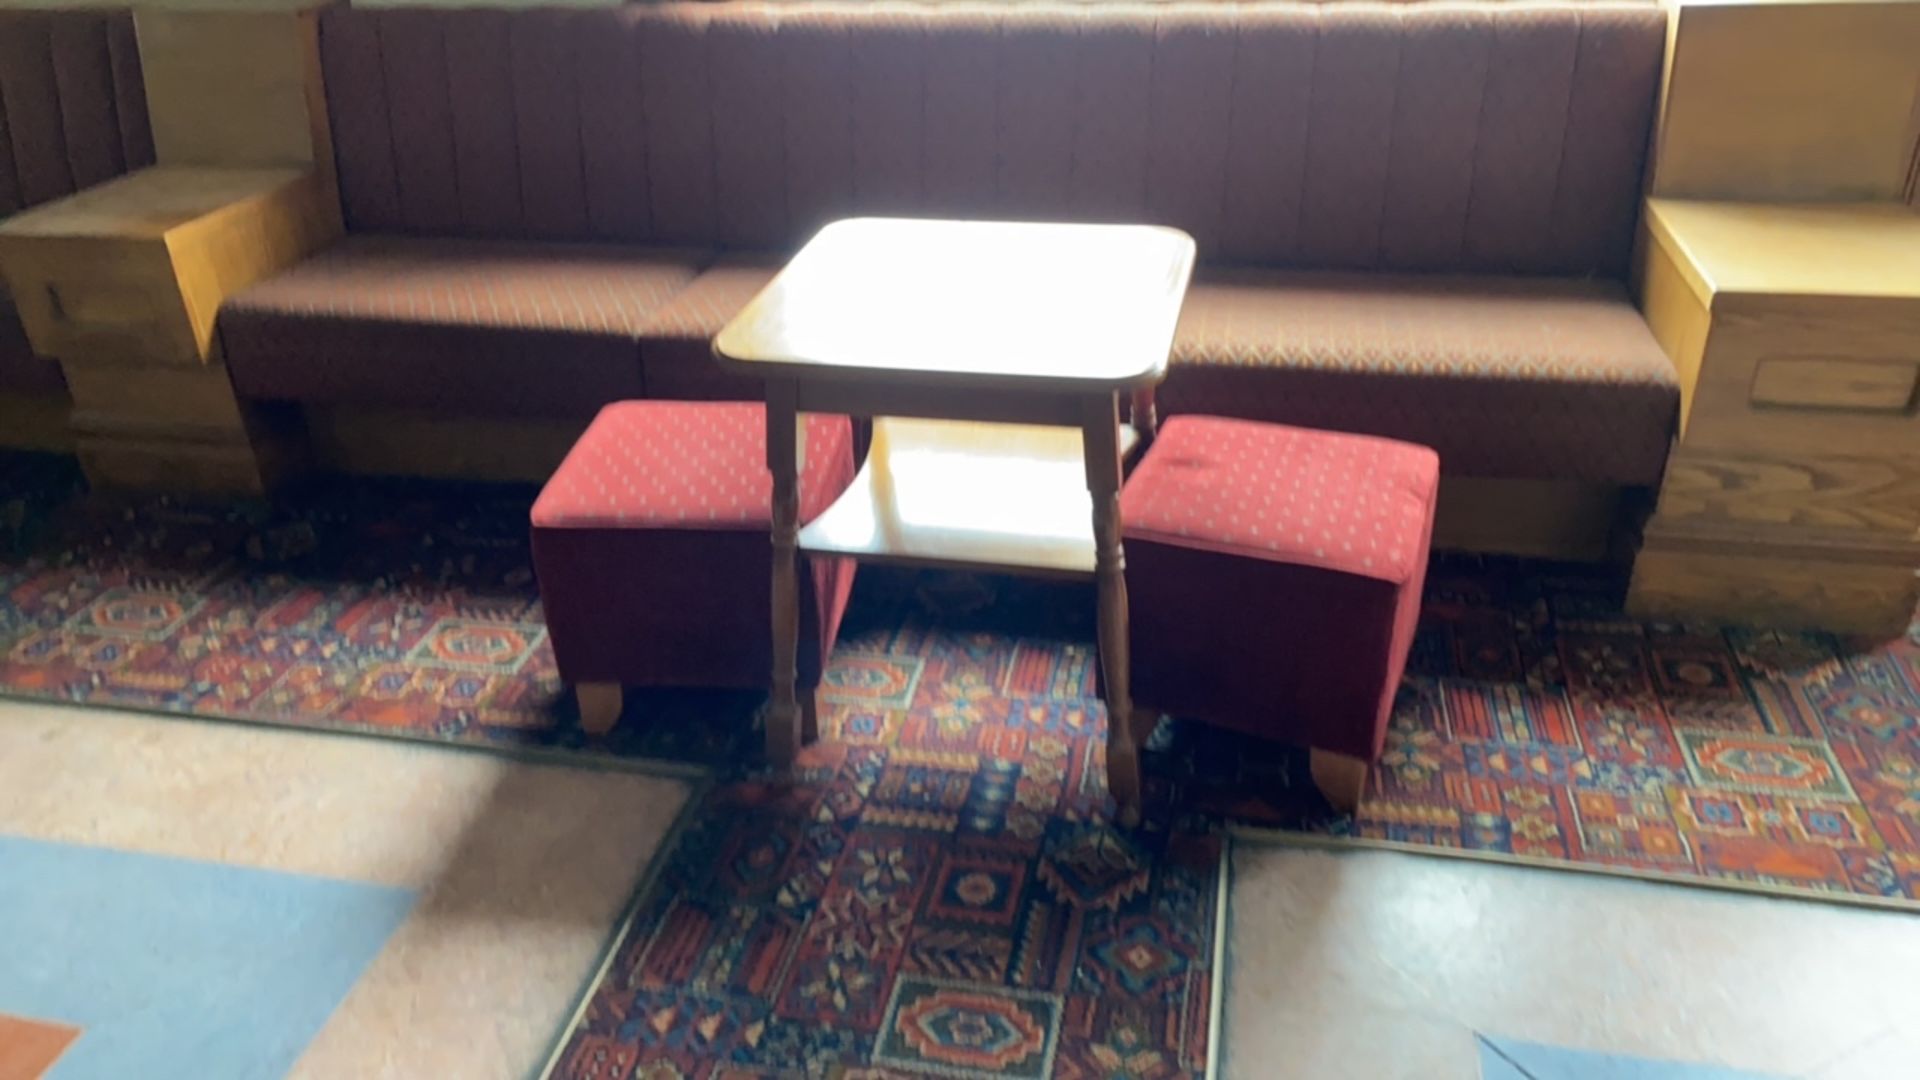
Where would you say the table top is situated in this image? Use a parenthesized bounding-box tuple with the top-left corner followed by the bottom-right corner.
(713, 217, 1196, 392)
(1646, 198, 1920, 302)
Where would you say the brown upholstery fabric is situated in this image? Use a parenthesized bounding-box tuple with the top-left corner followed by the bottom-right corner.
(318, 1, 1665, 276)
(0, 297, 64, 394)
(220, 238, 709, 415)
(636, 259, 781, 401)
(0, 7, 154, 218)
(1162, 271, 1680, 485)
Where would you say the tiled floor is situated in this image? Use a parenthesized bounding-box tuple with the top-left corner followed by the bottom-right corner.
(1223, 842, 1920, 1080)
(0, 700, 691, 1079)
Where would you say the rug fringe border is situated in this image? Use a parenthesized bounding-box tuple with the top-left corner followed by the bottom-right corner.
(1228, 825, 1920, 914)
(533, 775, 717, 1080)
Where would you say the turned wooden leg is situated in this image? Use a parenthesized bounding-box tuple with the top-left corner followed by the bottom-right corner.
(765, 381, 805, 773)
(801, 686, 821, 744)
(576, 682, 622, 736)
(1085, 394, 1143, 826)
(1310, 749, 1370, 814)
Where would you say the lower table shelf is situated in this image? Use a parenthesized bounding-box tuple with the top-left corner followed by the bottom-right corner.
(797, 417, 1137, 578)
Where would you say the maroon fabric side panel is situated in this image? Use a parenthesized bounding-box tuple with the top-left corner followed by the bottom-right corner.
(919, 9, 998, 218)
(1462, 8, 1581, 273)
(1217, 8, 1315, 265)
(995, 10, 1076, 219)
(442, 8, 522, 238)
(320, 8, 403, 232)
(706, 8, 787, 248)
(1069, 10, 1153, 222)
(847, 8, 925, 217)
(377, 11, 463, 235)
(636, 5, 716, 246)
(49, 13, 124, 191)
(1144, 12, 1236, 257)
(782, 8, 856, 245)
(1127, 539, 1409, 761)
(1550, 6, 1664, 277)
(1297, 9, 1400, 269)
(510, 11, 590, 241)
(0, 12, 76, 207)
(576, 9, 651, 242)
(0, 88, 19, 217)
(105, 11, 153, 173)
(1378, 7, 1491, 271)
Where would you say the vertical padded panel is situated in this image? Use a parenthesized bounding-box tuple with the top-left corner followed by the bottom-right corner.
(1218, 9, 1315, 265)
(636, 6, 716, 246)
(1297, 9, 1401, 269)
(576, 10, 651, 242)
(782, 7, 856, 243)
(0, 76, 19, 216)
(847, 6, 927, 216)
(921, 8, 999, 218)
(511, 11, 590, 241)
(706, 8, 786, 248)
(1379, 7, 1492, 271)
(1070, 10, 1154, 222)
(49, 13, 124, 191)
(105, 12, 154, 173)
(443, 9, 522, 237)
(1463, 9, 1580, 272)
(378, 11, 462, 235)
(996, 9, 1077, 219)
(1146, 12, 1237, 256)
(320, 9, 403, 232)
(0, 13, 75, 206)
(1550, 7, 1664, 276)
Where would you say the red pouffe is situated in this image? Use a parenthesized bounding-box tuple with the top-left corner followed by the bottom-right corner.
(1120, 415, 1439, 812)
(531, 401, 857, 737)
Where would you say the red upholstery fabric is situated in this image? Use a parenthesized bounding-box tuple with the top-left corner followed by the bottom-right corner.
(0, 298, 64, 394)
(531, 401, 857, 690)
(1163, 270, 1679, 485)
(317, 2, 1664, 276)
(219, 237, 708, 415)
(1122, 416, 1439, 762)
(635, 258, 782, 401)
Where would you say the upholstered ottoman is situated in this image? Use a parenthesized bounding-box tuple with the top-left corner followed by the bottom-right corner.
(530, 401, 857, 741)
(1119, 416, 1439, 812)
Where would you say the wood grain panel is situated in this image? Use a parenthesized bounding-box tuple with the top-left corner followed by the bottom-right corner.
(1634, 224, 1713, 434)
(1653, 1, 1920, 201)
(1654, 450, 1920, 533)
(1750, 357, 1918, 411)
(63, 363, 248, 438)
(135, 7, 331, 170)
(1630, 541, 1919, 639)
(0, 392, 73, 452)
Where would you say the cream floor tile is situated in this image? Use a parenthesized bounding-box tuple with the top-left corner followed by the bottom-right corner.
(1224, 843, 1920, 1080)
(0, 699, 692, 1079)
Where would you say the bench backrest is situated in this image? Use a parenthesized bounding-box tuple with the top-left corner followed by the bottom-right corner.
(0, 7, 154, 219)
(320, 1, 1665, 277)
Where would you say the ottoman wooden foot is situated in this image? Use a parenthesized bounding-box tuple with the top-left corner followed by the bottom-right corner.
(577, 682, 623, 735)
(1310, 749, 1369, 814)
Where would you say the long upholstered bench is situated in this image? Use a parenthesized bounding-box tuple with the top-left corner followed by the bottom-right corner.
(218, 1, 1679, 554)
(0, 6, 154, 445)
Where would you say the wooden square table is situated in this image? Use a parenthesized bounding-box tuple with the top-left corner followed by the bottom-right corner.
(715, 217, 1195, 825)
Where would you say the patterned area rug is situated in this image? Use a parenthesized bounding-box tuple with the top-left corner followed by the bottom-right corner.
(2, 453, 1918, 1074)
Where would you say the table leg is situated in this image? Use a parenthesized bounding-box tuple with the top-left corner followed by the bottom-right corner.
(1084, 394, 1143, 826)
(1129, 386, 1159, 445)
(766, 380, 804, 773)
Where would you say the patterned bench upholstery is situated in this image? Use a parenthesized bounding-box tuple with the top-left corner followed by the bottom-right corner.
(220, 0, 1677, 485)
(0, 6, 154, 395)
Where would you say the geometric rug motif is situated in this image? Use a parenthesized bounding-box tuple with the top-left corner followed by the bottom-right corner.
(4, 454, 1920, 1075)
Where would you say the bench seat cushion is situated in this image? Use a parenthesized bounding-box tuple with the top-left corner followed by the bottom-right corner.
(635, 258, 782, 401)
(220, 237, 710, 416)
(0, 297, 64, 395)
(1162, 271, 1680, 486)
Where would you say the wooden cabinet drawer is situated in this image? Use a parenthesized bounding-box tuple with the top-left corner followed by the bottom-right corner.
(1686, 295, 1920, 455)
(3, 237, 201, 364)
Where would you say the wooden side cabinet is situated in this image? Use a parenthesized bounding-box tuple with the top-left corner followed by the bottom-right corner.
(1629, 199, 1920, 637)
(0, 166, 339, 492)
